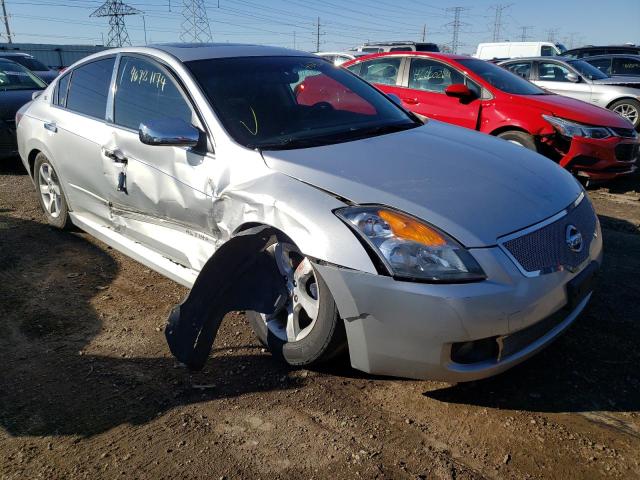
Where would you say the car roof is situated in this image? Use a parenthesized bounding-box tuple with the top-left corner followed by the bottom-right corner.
(500, 56, 572, 62)
(0, 51, 31, 57)
(147, 43, 311, 62)
(565, 45, 639, 53)
(582, 54, 640, 59)
(349, 51, 470, 62)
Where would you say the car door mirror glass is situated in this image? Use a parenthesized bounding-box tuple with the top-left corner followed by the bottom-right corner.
(139, 118, 200, 147)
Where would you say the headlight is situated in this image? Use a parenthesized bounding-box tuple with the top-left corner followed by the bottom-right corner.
(336, 206, 486, 282)
(542, 115, 612, 139)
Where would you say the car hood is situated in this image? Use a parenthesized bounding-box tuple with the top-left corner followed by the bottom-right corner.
(510, 93, 632, 128)
(0, 89, 40, 120)
(262, 121, 582, 248)
(592, 76, 640, 87)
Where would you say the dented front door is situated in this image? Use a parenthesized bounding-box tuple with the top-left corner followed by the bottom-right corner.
(100, 54, 217, 271)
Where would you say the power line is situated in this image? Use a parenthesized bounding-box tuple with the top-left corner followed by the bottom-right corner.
(181, 0, 212, 42)
(545, 27, 559, 42)
(90, 0, 142, 47)
(490, 3, 511, 42)
(1, 0, 13, 43)
(519, 25, 534, 41)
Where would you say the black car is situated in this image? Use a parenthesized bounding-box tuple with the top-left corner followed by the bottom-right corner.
(583, 54, 640, 77)
(564, 45, 640, 59)
(0, 59, 46, 160)
(0, 52, 58, 83)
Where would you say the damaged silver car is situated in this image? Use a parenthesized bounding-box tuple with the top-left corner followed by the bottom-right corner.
(16, 44, 603, 381)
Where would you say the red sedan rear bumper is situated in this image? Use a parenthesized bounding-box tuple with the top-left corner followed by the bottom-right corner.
(558, 135, 638, 182)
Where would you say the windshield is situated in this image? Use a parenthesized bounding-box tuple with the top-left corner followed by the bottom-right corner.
(187, 56, 418, 150)
(458, 58, 547, 95)
(1, 55, 48, 71)
(0, 61, 47, 91)
(568, 60, 609, 80)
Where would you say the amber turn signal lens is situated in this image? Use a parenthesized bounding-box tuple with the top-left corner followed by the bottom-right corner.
(378, 210, 446, 246)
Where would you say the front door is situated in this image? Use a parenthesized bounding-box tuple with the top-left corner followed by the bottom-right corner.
(395, 57, 480, 130)
(99, 54, 216, 271)
(535, 61, 593, 103)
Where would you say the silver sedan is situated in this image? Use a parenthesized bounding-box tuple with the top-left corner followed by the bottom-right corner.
(16, 44, 602, 381)
(500, 56, 640, 129)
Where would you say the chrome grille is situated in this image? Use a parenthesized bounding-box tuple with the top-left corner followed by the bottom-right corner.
(501, 196, 597, 275)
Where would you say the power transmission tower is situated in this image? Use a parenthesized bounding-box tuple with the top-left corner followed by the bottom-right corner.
(1, 0, 13, 43)
(445, 7, 468, 54)
(421, 24, 426, 42)
(91, 0, 141, 47)
(490, 4, 511, 42)
(315, 17, 321, 52)
(180, 0, 212, 43)
(545, 28, 559, 42)
(519, 25, 534, 42)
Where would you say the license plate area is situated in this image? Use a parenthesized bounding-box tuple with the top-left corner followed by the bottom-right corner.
(566, 261, 599, 309)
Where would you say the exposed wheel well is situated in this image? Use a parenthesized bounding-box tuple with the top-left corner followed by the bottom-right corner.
(606, 97, 639, 109)
(27, 149, 41, 178)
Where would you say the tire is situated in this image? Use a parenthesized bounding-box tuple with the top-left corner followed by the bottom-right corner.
(247, 242, 347, 366)
(496, 130, 538, 151)
(34, 153, 72, 230)
(609, 98, 640, 130)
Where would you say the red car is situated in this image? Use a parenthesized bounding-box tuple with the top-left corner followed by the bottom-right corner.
(337, 52, 638, 182)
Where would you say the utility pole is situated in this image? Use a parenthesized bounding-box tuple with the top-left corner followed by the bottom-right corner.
(1, 0, 12, 44)
(490, 4, 511, 42)
(91, 0, 142, 47)
(421, 24, 426, 42)
(142, 15, 147, 44)
(180, 0, 212, 43)
(519, 25, 534, 42)
(293, 31, 296, 49)
(316, 16, 320, 52)
(445, 7, 467, 54)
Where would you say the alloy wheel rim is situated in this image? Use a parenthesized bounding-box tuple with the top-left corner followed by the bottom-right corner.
(38, 162, 62, 219)
(613, 103, 639, 125)
(260, 242, 320, 342)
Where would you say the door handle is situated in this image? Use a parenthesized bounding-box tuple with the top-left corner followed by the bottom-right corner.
(44, 122, 57, 133)
(102, 148, 128, 165)
(402, 97, 419, 105)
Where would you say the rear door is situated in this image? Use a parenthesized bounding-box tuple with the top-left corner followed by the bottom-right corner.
(394, 57, 480, 129)
(99, 54, 215, 270)
(534, 60, 593, 103)
(45, 56, 115, 223)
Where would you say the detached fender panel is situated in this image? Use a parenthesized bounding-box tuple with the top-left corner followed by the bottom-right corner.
(165, 225, 287, 370)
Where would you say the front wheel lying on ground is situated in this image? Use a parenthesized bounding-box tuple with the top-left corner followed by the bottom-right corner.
(247, 242, 347, 366)
(34, 152, 72, 230)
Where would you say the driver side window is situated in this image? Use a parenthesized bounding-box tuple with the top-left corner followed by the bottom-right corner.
(408, 58, 463, 93)
(538, 62, 573, 82)
(113, 56, 193, 130)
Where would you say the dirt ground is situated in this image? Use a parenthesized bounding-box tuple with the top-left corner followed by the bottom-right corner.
(1, 157, 639, 480)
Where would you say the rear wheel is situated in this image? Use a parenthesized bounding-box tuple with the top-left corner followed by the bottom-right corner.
(34, 153, 72, 230)
(609, 99, 640, 130)
(246, 242, 347, 366)
(496, 130, 537, 151)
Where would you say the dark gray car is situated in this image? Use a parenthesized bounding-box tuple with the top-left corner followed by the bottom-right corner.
(0, 52, 58, 83)
(583, 54, 640, 78)
(0, 59, 46, 160)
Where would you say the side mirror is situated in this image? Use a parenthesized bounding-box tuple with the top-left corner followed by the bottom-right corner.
(386, 93, 403, 106)
(139, 118, 200, 147)
(445, 83, 474, 99)
(566, 72, 580, 83)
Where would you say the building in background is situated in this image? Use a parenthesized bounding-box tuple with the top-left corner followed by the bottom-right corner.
(0, 43, 107, 70)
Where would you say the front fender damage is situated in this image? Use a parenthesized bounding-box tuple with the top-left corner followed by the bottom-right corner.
(165, 226, 287, 370)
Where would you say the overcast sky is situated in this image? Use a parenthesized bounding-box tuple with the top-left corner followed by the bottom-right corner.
(2, 0, 639, 54)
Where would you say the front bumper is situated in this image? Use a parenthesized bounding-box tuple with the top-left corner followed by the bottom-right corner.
(558, 135, 638, 181)
(315, 230, 603, 382)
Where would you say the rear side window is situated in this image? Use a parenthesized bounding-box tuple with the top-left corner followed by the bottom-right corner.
(65, 57, 115, 119)
(613, 57, 640, 76)
(359, 57, 402, 86)
(113, 56, 192, 131)
(53, 73, 70, 107)
(503, 61, 532, 79)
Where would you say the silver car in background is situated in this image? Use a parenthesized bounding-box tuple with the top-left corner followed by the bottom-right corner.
(16, 44, 602, 381)
(315, 51, 368, 66)
(500, 56, 640, 129)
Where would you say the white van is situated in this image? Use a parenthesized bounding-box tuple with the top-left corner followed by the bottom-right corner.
(474, 42, 565, 60)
